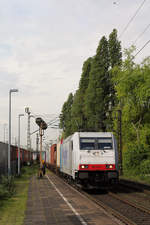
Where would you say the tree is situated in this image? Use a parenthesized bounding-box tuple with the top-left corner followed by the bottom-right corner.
(71, 58, 92, 132)
(59, 93, 74, 137)
(112, 47, 150, 148)
(84, 36, 110, 131)
(108, 28, 122, 68)
(111, 48, 150, 175)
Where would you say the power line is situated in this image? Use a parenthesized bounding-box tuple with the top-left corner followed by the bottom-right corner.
(133, 23, 150, 44)
(119, 0, 147, 38)
(133, 39, 150, 58)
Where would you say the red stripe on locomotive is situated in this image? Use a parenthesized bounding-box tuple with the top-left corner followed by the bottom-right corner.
(79, 164, 116, 171)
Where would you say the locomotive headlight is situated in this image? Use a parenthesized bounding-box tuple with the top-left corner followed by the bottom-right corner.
(106, 164, 113, 169)
(80, 165, 89, 169)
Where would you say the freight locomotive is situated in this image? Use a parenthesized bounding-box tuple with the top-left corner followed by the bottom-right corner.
(0, 142, 33, 176)
(47, 132, 119, 189)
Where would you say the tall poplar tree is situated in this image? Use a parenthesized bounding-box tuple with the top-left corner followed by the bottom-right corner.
(60, 29, 122, 135)
(84, 36, 110, 131)
(109, 28, 122, 68)
(107, 29, 122, 129)
(71, 57, 92, 132)
(108, 29, 122, 103)
(59, 93, 73, 137)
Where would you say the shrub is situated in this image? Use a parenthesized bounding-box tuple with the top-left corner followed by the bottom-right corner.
(123, 144, 149, 175)
(0, 175, 15, 199)
(140, 159, 150, 175)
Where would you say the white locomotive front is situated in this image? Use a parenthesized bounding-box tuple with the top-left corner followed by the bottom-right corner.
(60, 132, 119, 188)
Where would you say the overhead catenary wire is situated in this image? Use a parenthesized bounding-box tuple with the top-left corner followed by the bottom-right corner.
(133, 39, 150, 58)
(133, 23, 150, 45)
(119, 0, 147, 38)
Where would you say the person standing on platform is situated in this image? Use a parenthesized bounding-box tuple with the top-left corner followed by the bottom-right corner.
(42, 160, 46, 175)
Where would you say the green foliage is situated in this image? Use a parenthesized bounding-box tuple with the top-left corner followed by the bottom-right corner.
(0, 165, 38, 225)
(123, 144, 147, 168)
(59, 93, 74, 137)
(140, 159, 150, 175)
(112, 46, 150, 149)
(107, 29, 122, 125)
(79, 57, 93, 92)
(0, 176, 15, 199)
(108, 28, 122, 68)
(84, 36, 110, 131)
(60, 29, 122, 137)
(111, 48, 150, 176)
(123, 144, 150, 177)
(71, 58, 92, 132)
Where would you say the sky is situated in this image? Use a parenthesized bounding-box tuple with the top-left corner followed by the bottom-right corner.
(0, 0, 150, 149)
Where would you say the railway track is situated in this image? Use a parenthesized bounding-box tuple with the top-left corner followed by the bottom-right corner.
(111, 181, 150, 210)
(85, 186, 150, 225)
(49, 169, 150, 225)
(64, 179, 150, 225)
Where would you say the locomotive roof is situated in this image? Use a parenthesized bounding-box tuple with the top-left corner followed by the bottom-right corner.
(63, 132, 114, 143)
(78, 132, 113, 138)
(63, 134, 74, 143)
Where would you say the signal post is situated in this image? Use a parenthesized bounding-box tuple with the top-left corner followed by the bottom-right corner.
(35, 117, 47, 173)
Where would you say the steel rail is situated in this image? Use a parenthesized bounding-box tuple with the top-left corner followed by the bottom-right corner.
(109, 191, 150, 215)
(81, 190, 136, 225)
(47, 168, 150, 224)
(47, 169, 136, 225)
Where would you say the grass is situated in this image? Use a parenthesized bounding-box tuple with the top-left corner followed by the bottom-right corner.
(0, 164, 38, 225)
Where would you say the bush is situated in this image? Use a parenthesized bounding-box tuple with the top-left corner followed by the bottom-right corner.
(0, 175, 15, 199)
(0, 184, 9, 199)
(123, 144, 149, 175)
(140, 159, 150, 175)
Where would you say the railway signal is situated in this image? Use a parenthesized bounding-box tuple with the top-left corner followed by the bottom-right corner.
(35, 117, 47, 173)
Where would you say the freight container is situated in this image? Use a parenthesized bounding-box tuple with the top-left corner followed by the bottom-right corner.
(0, 142, 8, 175)
(50, 144, 57, 165)
(46, 148, 50, 164)
(56, 141, 61, 168)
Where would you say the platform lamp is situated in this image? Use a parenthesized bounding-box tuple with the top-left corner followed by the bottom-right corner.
(8, 88, 19, 175)
(35, 117, 47, 167)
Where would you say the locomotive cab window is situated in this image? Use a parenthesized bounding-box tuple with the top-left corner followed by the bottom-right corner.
(97, 138, 112, 150)
(80, 138, 95, 150)
(80, 137, 113, 150)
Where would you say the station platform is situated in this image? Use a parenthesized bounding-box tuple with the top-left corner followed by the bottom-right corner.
(23, 172, 123, 225)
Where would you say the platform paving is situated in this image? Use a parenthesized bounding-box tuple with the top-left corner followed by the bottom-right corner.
(23, 172, 124, 225)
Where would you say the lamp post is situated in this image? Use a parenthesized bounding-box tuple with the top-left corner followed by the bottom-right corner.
(25, 107, 35, 161)
(8, 88, 18, 175)
(18, 114, 24, 175)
